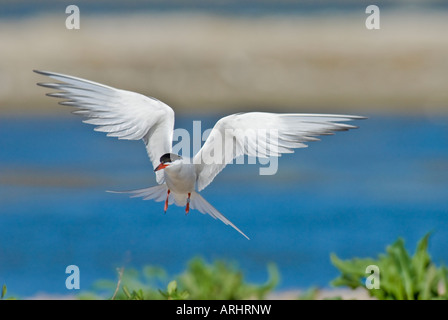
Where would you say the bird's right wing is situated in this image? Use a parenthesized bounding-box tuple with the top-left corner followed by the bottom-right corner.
(194, 112, 364, 191)
(34, 70, 175, 184)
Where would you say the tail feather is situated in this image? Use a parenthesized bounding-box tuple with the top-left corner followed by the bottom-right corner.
(108, 186, 250, 240)
(107, 184, 168, 202)
(191, 192, 250, 240)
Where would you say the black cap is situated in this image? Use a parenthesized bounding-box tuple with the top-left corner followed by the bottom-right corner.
(159, 153, 182, 164)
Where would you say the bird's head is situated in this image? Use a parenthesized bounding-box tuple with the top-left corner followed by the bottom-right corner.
(154, 153, 182, 171)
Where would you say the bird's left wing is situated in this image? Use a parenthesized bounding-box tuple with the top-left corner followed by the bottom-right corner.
(34, 70, 175, 184)
(194, 112, 364, 191)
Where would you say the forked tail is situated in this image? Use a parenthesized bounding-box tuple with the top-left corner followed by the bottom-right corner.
(190, 192, 250, 240)
(107, 186, 250, 240)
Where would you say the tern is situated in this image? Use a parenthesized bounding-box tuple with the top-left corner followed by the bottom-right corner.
(34, 70, 365, 240)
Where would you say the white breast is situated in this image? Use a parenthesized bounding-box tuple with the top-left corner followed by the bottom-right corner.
(163, 160, 197, 194)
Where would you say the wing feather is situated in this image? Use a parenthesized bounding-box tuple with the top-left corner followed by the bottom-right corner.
(194, 112, 364, 191)
(34, 70, 174, 184)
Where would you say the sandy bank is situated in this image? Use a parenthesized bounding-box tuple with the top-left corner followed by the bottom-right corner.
(1, 12, 447, 115)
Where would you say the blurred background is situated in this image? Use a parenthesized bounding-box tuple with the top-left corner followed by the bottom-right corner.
(0, 0, 447, 297)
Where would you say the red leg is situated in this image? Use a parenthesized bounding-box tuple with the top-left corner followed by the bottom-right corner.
(164, 190, 170, 214)
(185, 193, 191, 215)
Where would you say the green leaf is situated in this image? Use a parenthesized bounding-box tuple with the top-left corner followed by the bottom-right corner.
(412, 233, 431, 289)
(1, 284, 6, 299)
(122, 285, 131, 299)
(167, 280, 177, 295)
(387, 239, 414, 299)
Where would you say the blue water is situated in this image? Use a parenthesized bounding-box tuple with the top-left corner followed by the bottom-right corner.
(0, 113, 447, 297)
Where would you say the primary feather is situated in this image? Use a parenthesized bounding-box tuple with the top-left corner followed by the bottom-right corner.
(194, 112, 364, 191)
(34, 70, 174, 184)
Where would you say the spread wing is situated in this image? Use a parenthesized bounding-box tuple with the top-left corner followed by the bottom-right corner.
(194, 112, 364, 191)
(34, 70, 174, 184)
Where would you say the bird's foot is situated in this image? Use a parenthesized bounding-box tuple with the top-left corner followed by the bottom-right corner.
(185, 193, 191, 215)
(164, 189, 170, 214)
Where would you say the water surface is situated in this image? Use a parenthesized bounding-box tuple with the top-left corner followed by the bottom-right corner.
(0, 113, 447, 296)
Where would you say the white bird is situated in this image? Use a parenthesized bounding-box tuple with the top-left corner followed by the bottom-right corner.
(34, 70, 365, 240)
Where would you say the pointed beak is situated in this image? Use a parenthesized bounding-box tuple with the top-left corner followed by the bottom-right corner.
(154, 163, 169, 172)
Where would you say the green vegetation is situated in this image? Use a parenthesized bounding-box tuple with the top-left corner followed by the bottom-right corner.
(331, 233, 448, 300)
(1, 284, 15, 300)
(1, 285, 6, 299)
(2, 233, 447, 300)
(81, 257, 279, 300)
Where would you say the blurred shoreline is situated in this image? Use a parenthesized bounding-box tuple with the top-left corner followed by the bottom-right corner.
(1, 11, 448, 116)
(25, 287, 374, 300)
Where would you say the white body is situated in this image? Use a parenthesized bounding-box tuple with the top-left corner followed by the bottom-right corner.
(164, 160, 196, 203)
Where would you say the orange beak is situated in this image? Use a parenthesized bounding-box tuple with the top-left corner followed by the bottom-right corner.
(154, 163, 169, 172)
